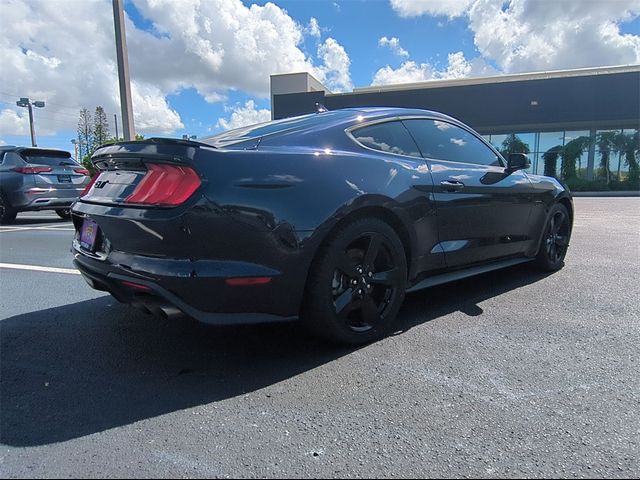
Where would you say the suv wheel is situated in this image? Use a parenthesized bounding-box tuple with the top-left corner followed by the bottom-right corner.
(0, 193, 17, 224)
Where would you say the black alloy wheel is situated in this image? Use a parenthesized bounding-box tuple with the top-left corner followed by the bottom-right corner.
(536, 203, 570, 271)
(303, 217, 407, 344)
(0, 193, 17, 224)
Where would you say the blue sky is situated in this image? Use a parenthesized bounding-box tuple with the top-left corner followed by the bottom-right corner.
(1, 0, 638, 154)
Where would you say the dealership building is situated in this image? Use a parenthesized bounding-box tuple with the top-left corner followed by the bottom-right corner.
(270, 65, 639, 179)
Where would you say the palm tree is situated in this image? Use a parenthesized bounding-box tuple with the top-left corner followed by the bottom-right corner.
(560, 136, 590, 180)
(542, 145, 562, 178)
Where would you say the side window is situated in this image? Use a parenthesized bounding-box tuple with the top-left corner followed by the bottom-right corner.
(351, 121, 422, 158)
(2, 152, 24, 166)
(403, 119, 501, 166)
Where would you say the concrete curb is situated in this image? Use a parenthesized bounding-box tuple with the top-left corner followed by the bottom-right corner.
(571, 191, 640, 197)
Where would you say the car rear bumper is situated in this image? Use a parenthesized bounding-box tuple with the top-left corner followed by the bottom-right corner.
(70, 200, 306, 326)
(11, 186, 83, 210)
(73, 248, 299, 325)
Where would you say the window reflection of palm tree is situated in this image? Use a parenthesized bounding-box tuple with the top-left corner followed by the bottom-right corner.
(560, 137, 589, 180)
(542, 145, 562, 178)
(597, 131, 618, 185)
(613, 130, 639, 186)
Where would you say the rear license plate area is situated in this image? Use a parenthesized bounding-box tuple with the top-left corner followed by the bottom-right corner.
(80, 218, 99, 252)
(58, 174, 72, 183)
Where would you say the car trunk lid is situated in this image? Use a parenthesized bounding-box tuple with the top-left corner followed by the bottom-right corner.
(81, 139, 204, 207)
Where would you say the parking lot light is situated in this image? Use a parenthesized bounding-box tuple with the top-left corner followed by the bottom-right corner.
(15, 97, 45, 147)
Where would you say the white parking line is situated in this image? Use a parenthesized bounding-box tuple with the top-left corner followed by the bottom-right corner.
(0, 262, 81, 275)
(0, 225, 74, 232)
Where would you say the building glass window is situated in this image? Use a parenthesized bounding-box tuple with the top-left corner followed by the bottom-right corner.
(489, 134, 507, 151)
(560, 130, 590, 179)
(615, 129, 640, 179)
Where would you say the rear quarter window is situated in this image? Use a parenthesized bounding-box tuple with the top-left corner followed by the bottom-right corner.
(351, 121, 422, 158)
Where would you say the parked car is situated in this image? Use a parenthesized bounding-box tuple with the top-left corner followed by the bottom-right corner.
(71, 108, 573, 344)
(0, 146, 91, 223)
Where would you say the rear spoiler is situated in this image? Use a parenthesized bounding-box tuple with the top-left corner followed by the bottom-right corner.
(90, 138, 210, 170)
(20, 148, 72, 158)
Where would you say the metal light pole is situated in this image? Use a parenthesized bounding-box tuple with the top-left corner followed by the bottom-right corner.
(16, 97, 45, 147)
(112, 0, 135, 140)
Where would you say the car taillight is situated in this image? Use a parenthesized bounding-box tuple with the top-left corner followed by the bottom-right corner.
(74, 168, 90, 176)
(80, 174, 99, 198)
(14, 166, 53, 174)
(124, 163, 201, 206)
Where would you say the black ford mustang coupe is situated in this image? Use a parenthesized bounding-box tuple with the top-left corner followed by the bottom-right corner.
(72, 108, 572, 344)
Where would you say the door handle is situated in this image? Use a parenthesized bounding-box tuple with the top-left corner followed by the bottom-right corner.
(440, 180, 465, 192)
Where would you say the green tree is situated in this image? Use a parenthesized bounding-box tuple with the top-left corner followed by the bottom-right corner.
(542, 145, 562, 178)
(93, 106, 110, 147)
(500, 133, 530, 158)
(77, 108, 93, 159)
(560, 136, 590, 180)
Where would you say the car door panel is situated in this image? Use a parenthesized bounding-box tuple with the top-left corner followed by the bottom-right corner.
(427, 159, 535, 267)
(402, 118, 535, 268)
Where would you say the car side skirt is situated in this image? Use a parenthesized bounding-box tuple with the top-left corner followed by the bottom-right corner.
(406, 257, 534, 293)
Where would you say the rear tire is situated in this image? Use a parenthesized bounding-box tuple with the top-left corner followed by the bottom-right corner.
(535, 203, 570, 271)
(302, 217, 407, 345)
(56, 209, 72, 220)
(0, 193, 17, 224)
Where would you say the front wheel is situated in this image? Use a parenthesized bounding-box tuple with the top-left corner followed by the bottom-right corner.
(302, 217, 407, 345)
(535, 203, 570, 271)
(56, 209, 72, 220)
(0, 194, 17, 224)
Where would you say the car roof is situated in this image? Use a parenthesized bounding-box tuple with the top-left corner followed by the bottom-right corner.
(202, 107, 458, 148)
(0, 146, 71, 156)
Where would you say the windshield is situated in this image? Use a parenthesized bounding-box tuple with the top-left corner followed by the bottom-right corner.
(24, 154, 77, 167)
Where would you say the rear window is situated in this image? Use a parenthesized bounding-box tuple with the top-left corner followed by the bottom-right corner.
(23, 153, 77, 167)
(202, 111, 353, 148)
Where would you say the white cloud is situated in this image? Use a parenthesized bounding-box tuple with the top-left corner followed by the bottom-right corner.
(372, 51, 496, 85)
(306, 17, 321, 38)
(389, 0, 640, 74)
(0, 109, 30, 137)
(390, 0, 474, 18)
(467, 0, 640, 73)
(0, 0, 352, 138)
(378, 36, 409, 58)
(0, 0, 182, 137)
(315, 37, 353, 92)
(372, 61, 433, 85)
(216, 100, 271, 131)
(131, 0, 351, 97)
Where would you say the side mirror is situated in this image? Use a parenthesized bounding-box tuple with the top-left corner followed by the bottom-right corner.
(507, 153, 530, 171)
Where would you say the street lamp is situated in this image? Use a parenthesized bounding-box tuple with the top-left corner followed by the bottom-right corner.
(16, 97, 45, 147)
(71, 139, 81, 162)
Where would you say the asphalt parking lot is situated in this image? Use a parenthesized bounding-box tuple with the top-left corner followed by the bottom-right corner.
(0, 198, 638, 478)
